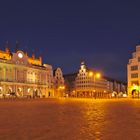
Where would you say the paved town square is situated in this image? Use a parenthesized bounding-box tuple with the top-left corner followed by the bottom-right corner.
(0, 98, 139, 140)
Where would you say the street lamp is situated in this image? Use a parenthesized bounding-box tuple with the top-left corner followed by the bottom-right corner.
(96, 73, 101, 79)
(89, 71, 93, 77)
(58, 86, 65, 97)
(89, 72, 101, 84)
(89, 71, 101, 98)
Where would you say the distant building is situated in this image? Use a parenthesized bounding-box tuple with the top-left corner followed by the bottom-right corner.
(105, 77, 127, 96)
(0, 43, 54, 97)
(64, 73, 77, 96)
(64, 62, 127, 98)
(127, 45, 140, 98)
(53, 68, 65, 97)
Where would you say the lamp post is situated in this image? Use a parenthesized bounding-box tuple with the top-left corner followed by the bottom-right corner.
(58, 86, 65, 97)
(89, 71, 101, 98)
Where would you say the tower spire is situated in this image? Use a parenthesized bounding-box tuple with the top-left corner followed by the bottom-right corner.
(15, 40, 20, 52)
(32, 49, 35, 59)
(5, 41, 10, 53)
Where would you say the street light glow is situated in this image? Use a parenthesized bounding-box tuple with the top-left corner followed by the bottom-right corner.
(59, 86, 65, 89)
(89, 71, 101, 79)
(89, 71, 93, 77)
(96, 73, 101, 79)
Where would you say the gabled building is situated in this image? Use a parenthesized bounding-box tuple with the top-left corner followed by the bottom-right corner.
(128, 45, 140, 97)
(64, 62, 127, 98)
(53, 68, 65, 97)
(75, 62, 108, 98)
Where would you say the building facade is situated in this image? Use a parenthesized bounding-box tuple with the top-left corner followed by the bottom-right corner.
(106, 77, 127, 97)
(75, 62, 108, 98)
(53, 68, 65, 97)
(64, 62, 127, 98)
(0, 47, 54, 98)
(128, 45, 140, 98)
(64, 73, 76, 96)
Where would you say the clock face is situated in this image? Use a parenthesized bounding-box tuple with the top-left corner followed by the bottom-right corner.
(18, 52, 23, 58)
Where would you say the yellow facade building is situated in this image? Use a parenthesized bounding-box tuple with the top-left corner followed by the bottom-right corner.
(0, 48, 54, 98)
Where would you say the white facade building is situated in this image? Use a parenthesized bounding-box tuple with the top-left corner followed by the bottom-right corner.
(75, 62, 108, 98)
(127, 45, 140, 97)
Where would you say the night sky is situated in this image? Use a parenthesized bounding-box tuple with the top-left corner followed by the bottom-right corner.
(0, 0, 140, 81)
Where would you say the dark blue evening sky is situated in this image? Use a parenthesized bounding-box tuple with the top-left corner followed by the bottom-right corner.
(0, 0, 140, 81)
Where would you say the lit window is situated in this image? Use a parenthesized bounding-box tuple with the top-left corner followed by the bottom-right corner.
(131, 73, 138, 78)
(131, 81, 139, 86)
(131, 65, 138, 71)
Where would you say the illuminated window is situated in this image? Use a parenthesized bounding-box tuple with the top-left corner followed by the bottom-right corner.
(131, 81, 139, 86)
(131, 73, 138, 78)
(131, 65, 138, 71)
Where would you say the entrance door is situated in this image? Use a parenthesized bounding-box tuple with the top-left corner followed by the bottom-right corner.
(132, 89, 139, 98)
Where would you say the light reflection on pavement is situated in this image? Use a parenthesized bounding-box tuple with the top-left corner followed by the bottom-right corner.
(0, 98, 139, 140)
